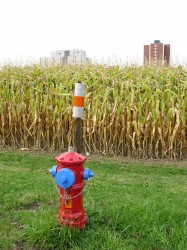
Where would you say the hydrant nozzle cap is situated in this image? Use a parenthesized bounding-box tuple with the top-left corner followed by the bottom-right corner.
(55, 168, 75, 189)
(83, 168, 94, 180)
(49, 166, 57, 177)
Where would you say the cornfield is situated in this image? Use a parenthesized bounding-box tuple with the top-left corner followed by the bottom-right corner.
(0, 64, 187, 158)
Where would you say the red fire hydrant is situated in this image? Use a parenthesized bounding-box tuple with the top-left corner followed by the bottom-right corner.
(49, 150, 94, 229)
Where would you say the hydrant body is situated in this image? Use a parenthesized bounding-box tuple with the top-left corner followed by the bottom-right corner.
(49, 151, 94, 229)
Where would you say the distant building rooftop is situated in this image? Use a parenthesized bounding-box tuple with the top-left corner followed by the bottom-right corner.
(40, 49, 91, 66)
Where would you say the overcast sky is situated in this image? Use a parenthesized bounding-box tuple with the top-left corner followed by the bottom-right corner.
(0, 0, 187, 65)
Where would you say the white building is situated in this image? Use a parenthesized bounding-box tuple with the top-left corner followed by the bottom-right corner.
(40, 49, 91, 66)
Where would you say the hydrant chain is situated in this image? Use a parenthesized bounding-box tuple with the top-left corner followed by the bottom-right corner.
(60, 188, 85, 200)
(51, 176, 86, 200)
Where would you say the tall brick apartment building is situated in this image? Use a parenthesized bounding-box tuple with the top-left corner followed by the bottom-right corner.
(144, 40, 170, 66)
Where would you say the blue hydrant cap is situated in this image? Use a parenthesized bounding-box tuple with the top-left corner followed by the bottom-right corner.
(55, 168, 75, 189)
(83, 168, 94, 180)
(49, 166, 57, 177)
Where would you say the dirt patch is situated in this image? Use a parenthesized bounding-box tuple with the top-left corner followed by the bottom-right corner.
(25, 202, 40, 211)
(12, 241, 37, 250)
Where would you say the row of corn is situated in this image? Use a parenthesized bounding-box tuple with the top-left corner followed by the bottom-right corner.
(0, 64, 187, 158)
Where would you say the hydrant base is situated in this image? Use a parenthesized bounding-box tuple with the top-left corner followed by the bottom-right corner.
(57, 212, 88, 229)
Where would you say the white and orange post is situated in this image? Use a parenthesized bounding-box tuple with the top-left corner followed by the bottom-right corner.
(73, 81, 86, 153)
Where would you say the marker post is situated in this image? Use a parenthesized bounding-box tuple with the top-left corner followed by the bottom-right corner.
(72, 81, 86, 153)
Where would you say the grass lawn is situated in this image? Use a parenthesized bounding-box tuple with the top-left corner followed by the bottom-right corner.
(0, 151, 187, 250)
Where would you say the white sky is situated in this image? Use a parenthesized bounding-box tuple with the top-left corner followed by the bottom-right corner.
(0, 0, 187, 65)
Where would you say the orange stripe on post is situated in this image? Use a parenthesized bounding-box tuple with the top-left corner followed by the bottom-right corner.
(73, 96, 84, 107)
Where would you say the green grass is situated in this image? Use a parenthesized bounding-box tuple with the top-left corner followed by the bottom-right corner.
(0, 151, 187, 250)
